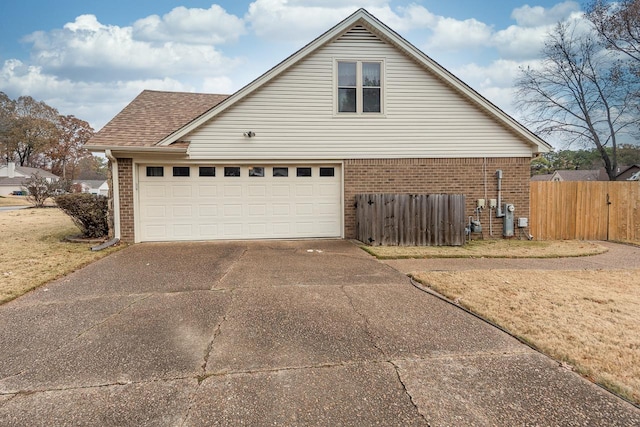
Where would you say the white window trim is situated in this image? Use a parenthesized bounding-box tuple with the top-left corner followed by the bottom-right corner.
(334, 58, 385, 116)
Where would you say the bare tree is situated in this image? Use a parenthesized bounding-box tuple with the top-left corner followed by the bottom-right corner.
(588, 0, 640, 65)
(515, 21, 639, 180)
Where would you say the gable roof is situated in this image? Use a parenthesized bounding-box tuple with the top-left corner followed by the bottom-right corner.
(531, 174, 553, 181)
(0, 164, 58, 179)
(551, 169, 609, 181)
(86, 90, 228, 149)
(86, 8, 551, 154)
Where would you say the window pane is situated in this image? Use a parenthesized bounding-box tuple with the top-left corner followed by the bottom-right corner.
(319, 167, 335, 177)
(146, 166, 164, 177)
(296, 167, 312, 177)
(249, 166, 264, 177)
(224, 166, 241, 177)
(363, 88, 381, 113)
(338, 88, 356, 112)
(362, 62, 380, 86)
(273, 167, 288, 177)
(337, 62, 357, 86)
(199, 166, 215, 177)
(173, 166, 190, 177)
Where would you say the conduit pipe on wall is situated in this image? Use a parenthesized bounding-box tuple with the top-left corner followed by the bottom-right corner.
(495, 169, 504, 218)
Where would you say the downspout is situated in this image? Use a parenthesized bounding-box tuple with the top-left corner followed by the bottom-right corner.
(93, 150, 120, 251)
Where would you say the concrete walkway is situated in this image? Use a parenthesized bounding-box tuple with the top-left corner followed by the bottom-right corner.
(0, 240, 638, 426)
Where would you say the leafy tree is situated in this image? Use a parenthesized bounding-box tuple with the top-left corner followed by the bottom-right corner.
(48, 115, 94, 180)
(516, 21, 639, 180)
(76, 155, 108, 180)
(6, 96, 59, 167)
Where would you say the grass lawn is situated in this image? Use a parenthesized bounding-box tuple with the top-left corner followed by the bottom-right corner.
(363, 239, 608, 259)
(411, 269, 640, 405)
(0, 195, 32, 207)
(0, 207, 122, 304)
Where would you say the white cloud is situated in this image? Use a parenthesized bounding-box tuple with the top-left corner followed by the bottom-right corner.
(132, 4, 245, 45)
(246, 0, 359, 41)
(24, 14, 243, 82)
(426, 17, 493, 51)
(511, 1, 581, 27)
(0, 59, 196, 129)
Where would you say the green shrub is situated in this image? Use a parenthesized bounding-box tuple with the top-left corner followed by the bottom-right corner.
(55, 193, 109, 238)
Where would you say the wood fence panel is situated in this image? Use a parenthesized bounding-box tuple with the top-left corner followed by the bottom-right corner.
(530, 182, 640, 241)
(355, 194, 466, 246)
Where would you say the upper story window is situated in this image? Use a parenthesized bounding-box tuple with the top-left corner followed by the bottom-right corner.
(337, 60, 382, 114)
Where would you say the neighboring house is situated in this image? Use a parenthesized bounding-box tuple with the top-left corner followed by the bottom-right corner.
(550, 169, 609, 182)
(531, 174, 553, 182)
(86, 9, 551, 244)
(73, 180, 109, 196)
(0, 162, 59, 196)
(616, 164, 640, 181)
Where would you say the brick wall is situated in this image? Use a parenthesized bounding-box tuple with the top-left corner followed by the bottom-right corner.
(343, 157, 531, 239)
(117, 158, 135, 243)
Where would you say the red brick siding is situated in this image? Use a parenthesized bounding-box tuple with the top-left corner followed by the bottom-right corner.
(117, 158, 135, 243)
(343, 158, 531, 239)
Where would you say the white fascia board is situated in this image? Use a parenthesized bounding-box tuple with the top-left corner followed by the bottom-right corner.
(85, 145, 189, 154)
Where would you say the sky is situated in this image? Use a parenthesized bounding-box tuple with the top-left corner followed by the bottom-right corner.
(0, 0, 590, 133)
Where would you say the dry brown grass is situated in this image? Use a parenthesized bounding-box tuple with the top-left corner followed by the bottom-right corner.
(0, 195, 32, 207)
(0, 208, 122, 304)
(411, 269, 640, 405)
(363, 239, 608, 259)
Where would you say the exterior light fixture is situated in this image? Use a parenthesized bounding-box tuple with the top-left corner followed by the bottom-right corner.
(243, 131, 256, 138)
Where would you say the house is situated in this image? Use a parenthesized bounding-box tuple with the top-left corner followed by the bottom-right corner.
(550, 169, 609, 182)
(85, 9, 551, 244)
(73, 180, 109, 196)
(0, 162, 59, 196)
(531, 174, 553, 182)
(616, 164, 640, 181)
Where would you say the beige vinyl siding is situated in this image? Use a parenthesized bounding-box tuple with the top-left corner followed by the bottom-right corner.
(186, 25, 533, 160)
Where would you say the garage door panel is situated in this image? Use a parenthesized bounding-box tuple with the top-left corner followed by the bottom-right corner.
(171, 185, 192, 197)
(138, 164, 341, 242)
(173, 205, 192, 218)
(199, 205, 218, 217)
(198, 185, 218, 197)
(224, 185, 242, 197)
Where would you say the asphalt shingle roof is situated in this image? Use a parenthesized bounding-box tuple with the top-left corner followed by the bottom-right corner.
(87, 90, 229, 148)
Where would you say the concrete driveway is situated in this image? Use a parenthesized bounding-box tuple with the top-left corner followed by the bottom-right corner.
(0, 240, 638, 426)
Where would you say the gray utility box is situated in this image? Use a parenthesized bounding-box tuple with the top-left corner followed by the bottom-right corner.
(503, 203, 515, 237)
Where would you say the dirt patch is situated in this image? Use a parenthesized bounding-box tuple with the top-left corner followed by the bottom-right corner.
(0, 208, 122, 304)
(363, 239, 608, 259)
(411, 269, 640, 405)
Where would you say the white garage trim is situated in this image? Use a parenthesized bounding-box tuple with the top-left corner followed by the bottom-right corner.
(135, 163, 343, 242)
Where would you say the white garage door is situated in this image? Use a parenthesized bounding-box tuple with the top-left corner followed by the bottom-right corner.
(137, 164, 342, 242)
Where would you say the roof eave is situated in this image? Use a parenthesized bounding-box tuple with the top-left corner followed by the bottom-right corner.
(85, 145, 189, 154)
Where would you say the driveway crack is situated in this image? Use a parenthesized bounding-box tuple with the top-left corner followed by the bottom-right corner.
(213, 247, 248, 290)
(74, 294, 152, 341)
(201, 290, 235, 374)
(389, 360, 431, 426)
(340, 285, 387, 359)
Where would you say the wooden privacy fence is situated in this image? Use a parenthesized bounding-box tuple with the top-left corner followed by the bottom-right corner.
(355, 194, 466, 246)
(530, 181, 640, 241)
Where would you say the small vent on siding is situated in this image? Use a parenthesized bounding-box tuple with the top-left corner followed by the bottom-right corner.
(338, 25, 383, 43)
